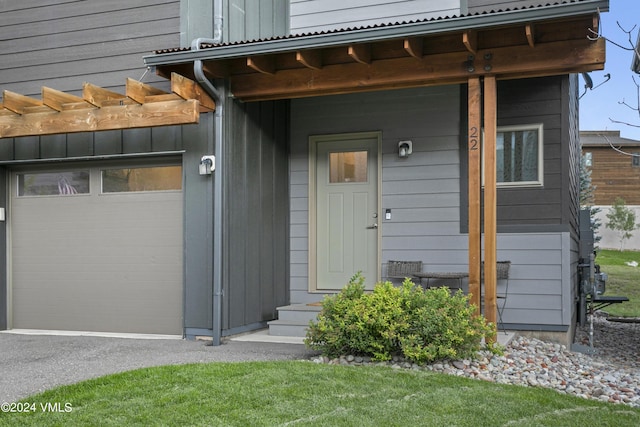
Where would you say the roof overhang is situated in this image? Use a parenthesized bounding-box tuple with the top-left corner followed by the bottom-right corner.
(145, 0, 608, 102)
(0, 73, 214, 139)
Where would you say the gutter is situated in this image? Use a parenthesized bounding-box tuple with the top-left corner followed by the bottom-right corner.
(144, 0, 609, 67)
(191, 0, 225, 346)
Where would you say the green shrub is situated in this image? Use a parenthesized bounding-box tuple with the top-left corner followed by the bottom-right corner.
(304, 274, 499, 363)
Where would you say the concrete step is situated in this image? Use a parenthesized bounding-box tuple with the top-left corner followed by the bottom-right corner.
(267, 304, 322, 337)
(267, 320, 309, 337)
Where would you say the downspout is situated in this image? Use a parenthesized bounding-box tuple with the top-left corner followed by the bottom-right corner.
(192, 0, 224, 345)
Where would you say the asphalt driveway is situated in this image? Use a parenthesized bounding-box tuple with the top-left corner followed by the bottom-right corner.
(0, 332, 315, 403)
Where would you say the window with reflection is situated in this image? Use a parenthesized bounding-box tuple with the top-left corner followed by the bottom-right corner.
(102, 166, 182, 193)
(329, 151, 368, 183)
(496, 124, 543, 187)
(18, 171, 90, 196)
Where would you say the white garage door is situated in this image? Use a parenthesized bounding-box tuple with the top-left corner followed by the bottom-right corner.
(10, 163, 183, 335)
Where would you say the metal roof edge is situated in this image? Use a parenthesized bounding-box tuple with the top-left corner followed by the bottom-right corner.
(144, 0, 609, 67)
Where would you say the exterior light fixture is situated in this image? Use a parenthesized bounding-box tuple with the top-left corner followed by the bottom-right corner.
(398, 140, 412, 158)
(199, 155, 216, 175)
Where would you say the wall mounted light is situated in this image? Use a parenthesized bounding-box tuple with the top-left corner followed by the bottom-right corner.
(199, 155, 216, 175)
(398, 140, 412, 158)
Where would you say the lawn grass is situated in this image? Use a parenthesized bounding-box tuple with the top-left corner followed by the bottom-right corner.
(595, 249, 640, 317)
(1, 361, 639, 427)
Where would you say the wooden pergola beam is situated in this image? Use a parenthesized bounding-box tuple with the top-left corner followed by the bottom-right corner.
(126, 78, 170, 103)
(42, 87, 93, 111)
(171, 72, 216, 111)
(0, 100, 199, 138)
(3, 90, 44, 114)
(0, 73, 209, 138)
(83, 83, 134, 107)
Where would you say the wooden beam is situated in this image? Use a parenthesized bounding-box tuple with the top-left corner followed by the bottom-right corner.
(0, 105, 16, 116)
(348, 44, 371, 64)
(170, 72, 216, 111)
(0, 99, 199, 138)
(467, 77, 481, 315)
(126, 78, 168, 104)
(230, 38, 605, 101)
(201, 61, 229, 78)
(42, 87, 93, 111)
(525, 24, 535, 48)
(463, 31, 477, 55)
(403, 37, 423, 59)
(83, 83, 130, 107)
(296, 50, 323, 70)
(247, 56, 276, 75)
(2, 90, 43, 114)
(483, 75, 498, 340)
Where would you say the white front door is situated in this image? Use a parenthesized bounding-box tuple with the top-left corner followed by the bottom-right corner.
(310, 132, 380, 291)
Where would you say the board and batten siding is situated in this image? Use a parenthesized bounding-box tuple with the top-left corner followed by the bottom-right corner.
(223, 99, 290, 334)
(289, 0, 460, 34)
(0, 0, 180, 99)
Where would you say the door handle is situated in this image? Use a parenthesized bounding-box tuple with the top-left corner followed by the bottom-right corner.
(366, 223, 378, 229)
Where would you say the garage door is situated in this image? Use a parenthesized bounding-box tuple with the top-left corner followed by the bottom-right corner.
(10, 163, 183, 335)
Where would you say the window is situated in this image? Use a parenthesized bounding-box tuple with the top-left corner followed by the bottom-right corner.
(584, 152, 593, 167)
(17, 171, 90, 196)
(632, 153, 640, 167)
(101, 166, 182, 193)
(329, 151, 368, 183)
(496, 124, 543, 187)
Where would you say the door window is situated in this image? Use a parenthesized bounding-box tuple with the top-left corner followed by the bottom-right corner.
(329, 151, 368, 183)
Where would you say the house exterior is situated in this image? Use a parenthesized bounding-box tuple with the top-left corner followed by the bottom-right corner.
(0, 0, 608, 346)
(581, 130, 640, 249)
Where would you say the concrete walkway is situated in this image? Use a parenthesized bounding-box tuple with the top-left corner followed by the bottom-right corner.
(0, 330, 315, 403)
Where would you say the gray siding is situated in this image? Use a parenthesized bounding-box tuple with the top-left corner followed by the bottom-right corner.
(290, 86, 463, 303)
(290, 0, 460, 34)
(223, 99, 289, 333)
(181, 0, 288, 45)
(0, 0, 179, 99)
(290, 84, 572, 329)
(225, 0, 289, 42)
(495, 233, 568, 329)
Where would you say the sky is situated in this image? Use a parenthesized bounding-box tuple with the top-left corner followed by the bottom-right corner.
(579, 0, 640, 141)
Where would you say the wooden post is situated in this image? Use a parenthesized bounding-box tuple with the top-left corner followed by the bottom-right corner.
(467, 77, 481, 314)
(483, 75, 498, 340)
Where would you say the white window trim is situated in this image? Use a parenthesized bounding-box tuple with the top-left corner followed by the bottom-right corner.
(491, 123, 544, 188)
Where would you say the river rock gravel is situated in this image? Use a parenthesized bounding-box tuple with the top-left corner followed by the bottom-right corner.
(311, 313, 640, 407)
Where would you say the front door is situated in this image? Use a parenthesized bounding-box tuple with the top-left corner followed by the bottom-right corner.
(311, 132, 380, 291)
